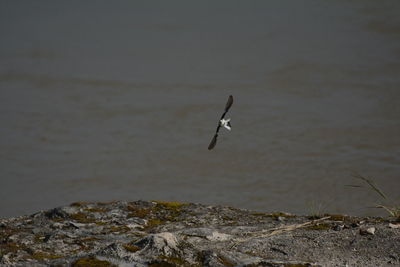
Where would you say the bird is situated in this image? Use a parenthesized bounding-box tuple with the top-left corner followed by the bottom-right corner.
(208, 95, 233, 150)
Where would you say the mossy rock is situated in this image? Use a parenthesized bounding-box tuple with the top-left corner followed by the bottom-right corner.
(153, 201, 188, 209)
(31, 251, 63, 260)
(218, 255, 236, 266)
(105, 225, 130, 233)
(127, 205, 151, 219)
(0, 242, 24, 256)
(123, 244, 141, 253)
(143, 218, 164, 230)
(70, 202, 90, 207)
(149, 255, 195, 267)
(72, 256, 116, 267)
(152, 201, 189, 222)
(84, 207, 108, 213)
(69, 212, 96, 223)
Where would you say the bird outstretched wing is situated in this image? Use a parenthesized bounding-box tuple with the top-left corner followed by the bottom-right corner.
(208, 95, 233, 150)
(225, 95, 233, 112)
(208, 134, 218, 150)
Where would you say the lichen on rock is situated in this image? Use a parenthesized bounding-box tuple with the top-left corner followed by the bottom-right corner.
(0, 200, 399, 266)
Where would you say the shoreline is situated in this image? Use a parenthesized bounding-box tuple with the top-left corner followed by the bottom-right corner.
(1, 200, 399, 266)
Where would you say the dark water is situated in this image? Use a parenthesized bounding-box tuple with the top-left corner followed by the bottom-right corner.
(1, 1, 399, 218)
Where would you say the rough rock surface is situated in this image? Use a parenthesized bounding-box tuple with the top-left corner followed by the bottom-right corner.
(0, 200, 399, 266)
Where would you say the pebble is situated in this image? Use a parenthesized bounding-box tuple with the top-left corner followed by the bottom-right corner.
(389, 223, 400, 229)
(360, 227, 376, 235)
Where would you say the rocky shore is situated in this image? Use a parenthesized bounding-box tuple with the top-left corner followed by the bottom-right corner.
(1, 200, 399, 266)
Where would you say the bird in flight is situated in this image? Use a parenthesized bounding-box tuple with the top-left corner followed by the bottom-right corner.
(208, 95, 233, 150)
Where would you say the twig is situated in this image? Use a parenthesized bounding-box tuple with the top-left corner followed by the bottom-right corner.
(233, 216, 331, 244)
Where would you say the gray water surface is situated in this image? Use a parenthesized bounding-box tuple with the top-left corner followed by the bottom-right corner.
(1, 1, 399, 218)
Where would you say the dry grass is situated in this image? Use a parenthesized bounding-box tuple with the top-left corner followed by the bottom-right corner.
(349, 173, 400, 218)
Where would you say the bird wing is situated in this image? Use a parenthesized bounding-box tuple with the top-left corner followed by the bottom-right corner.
(219, 95, 233, 120)
(208, 134, 218, 150)
(225, 95, 233, 112)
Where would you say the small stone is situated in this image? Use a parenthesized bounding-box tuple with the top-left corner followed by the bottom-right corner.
(350, 222, 360, 228)
(1, 253, 12, 265)
(126, 223, 143, 230)
(360, 227, 376, 235)
(277, 216, 285, 222)
(334, 225, 344, 231)
(69, 222, 86, 229)
(206, 231, 232, 241)
(389, 223, 400, 229)
(32, 227, 43, 234)
(7, 234, 19, 242)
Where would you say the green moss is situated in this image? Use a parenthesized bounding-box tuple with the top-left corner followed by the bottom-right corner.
(127, 201, 190, 231)
(128, 232, 147, 239)
(149, 255, 196, 267)
(105, 225, 130, 233)
(70, 212, 96, 223)
(123, 244, 141, 252)
(84, 207, 108, 213)
(31, 252, 63, 260)
(50, 217, 65, 222)
(0, 242, 23, 256)
(322, 214, 361, 224)
(252, 212, 268, 216)
(243, 250, 259, 257)
(222, 216, 234, 221)
(153, 201, 188, 222)
(144, 219, 164, 230)
(306, 223, 331, 230)
(72, 257, 116, 267)
(218, 255, 235, 266)
(70, 202, 90, 207)
(97, 201, 117, 206)
(0, 227, 21, 240)
(127, 205, 151, 218)
(154, 201, 188, 209)
(34, 234, 46, 243)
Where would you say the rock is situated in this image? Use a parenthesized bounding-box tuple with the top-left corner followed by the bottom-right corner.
(360, 227, 376, 235)
(206, 231, 232, 241)
(334, 224, 344, 231)
(68, 222, 87, 229)
(135, 232, 180, 257)
(0, 200, 399, 266)
(179, 227, 232, 241)
(44, 207, 69, 219)
(389, 223, 400, 229)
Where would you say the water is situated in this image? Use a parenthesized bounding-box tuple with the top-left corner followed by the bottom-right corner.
(1, 1, 399, 218)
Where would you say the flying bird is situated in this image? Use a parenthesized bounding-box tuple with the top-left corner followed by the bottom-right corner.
(208, 95, 233, 150)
